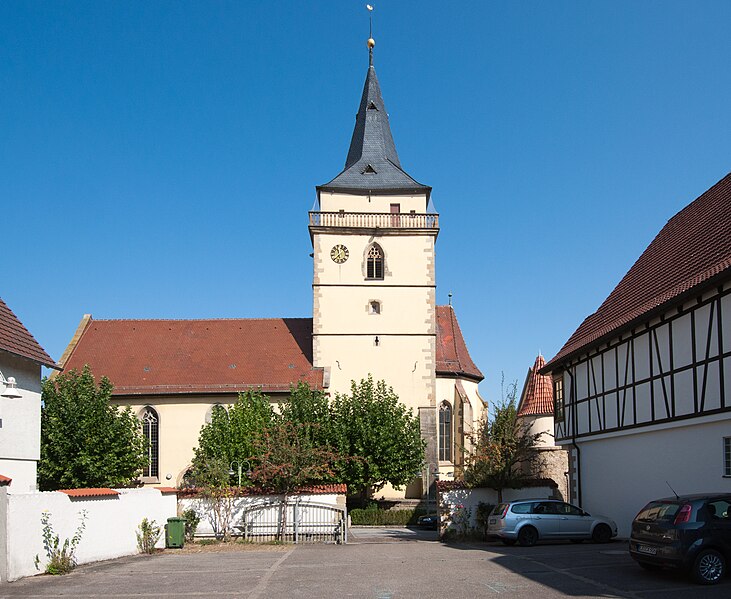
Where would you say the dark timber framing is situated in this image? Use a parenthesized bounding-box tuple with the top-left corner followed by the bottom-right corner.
(555, 284, 731, 442)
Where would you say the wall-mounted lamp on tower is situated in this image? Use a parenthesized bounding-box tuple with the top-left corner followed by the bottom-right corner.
(0, 371, 22, 399)
(374, 336, 380, 347)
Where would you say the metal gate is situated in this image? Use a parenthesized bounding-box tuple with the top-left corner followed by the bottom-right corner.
(239, 498, 347, 544)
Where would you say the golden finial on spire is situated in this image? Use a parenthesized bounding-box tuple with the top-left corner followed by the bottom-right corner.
(366, 4, 375, 62)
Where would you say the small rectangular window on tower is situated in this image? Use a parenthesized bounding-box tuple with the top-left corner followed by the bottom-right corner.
(553, 377, 565, 423)
(724, 437, 731, 476)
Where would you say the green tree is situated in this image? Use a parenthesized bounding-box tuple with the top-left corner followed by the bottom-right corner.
(249, 420, 339, 539)
(39, 366, 147, 490)
(463, 380, 544, 502)
(191, 390, 274, 484)
(331, 376, 425, 499)
(187, 457, 237, 541)
(249, 420, 338, 494)
(279, 381, 334, 447)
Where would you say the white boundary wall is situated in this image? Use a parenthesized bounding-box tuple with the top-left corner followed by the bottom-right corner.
(179, 493, 343, 537)
(439, 486, 557, 534)
(0, 487, 176, 582)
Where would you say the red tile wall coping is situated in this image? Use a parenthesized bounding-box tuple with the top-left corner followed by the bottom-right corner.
(0, 297, 56, 368)
(58, 488, 120, 498)
(154, 486, 179, 494)
(177, 483, 347, 498)
(546, 172, 731, 371)
(0, 474, 12, 486)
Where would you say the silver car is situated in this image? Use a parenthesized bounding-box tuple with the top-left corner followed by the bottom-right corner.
(487, 499, 618, 546)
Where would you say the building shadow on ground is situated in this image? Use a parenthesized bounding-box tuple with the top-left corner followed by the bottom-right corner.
(439, 539, 730, 597)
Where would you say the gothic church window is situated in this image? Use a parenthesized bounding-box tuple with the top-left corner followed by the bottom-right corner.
(141, 407, 159, 479)
(439, 401, 453, 462)
(366, 244, 384, 280)
(205, 403, 227, 424)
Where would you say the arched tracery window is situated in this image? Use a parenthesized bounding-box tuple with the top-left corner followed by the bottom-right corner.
(439, 401, 453, 462)
(141, 407, 159, 479)
(366, 244, 384, 280)
(205, 403, 227, 424)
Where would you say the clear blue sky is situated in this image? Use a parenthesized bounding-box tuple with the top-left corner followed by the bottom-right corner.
(3, 1, 730, 406)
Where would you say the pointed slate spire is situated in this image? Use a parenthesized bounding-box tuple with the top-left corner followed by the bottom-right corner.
(319, 47, 430, 195)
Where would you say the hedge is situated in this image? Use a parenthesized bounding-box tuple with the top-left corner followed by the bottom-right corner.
(349, 508, 428, 526)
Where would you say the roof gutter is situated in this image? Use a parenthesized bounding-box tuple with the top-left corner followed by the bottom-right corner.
(564, 365, 581, 507)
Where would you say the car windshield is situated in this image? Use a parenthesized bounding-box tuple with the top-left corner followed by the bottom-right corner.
(636, 501, 681, 522)
(492, 503, 508, 516)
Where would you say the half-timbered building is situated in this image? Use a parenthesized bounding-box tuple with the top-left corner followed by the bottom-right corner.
(543, 173, 731, 536)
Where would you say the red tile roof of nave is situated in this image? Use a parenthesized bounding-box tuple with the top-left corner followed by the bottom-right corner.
(517, 355, 554, 416)
(58, 488, 120, 498)
(0, 297, 56, 368)
(545, 172, 731, 371)
(62, 318, 324, 395)
(0, 474, 11, 486)
(435, 305, 483, 381)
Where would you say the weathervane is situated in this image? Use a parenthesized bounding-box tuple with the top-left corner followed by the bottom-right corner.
(366, 4, 375, 66)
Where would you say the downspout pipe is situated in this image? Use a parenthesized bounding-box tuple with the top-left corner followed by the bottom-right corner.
(564, 365, 581, 507)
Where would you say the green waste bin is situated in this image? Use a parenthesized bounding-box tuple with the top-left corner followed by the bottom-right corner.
(166, 517, 186, 548)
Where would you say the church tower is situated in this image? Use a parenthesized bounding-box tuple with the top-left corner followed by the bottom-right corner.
(309, 39, 439, 496)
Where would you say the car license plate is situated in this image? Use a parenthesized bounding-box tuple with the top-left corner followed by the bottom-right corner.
(637, 544, 657, 555)
(489, 518, 496, 525)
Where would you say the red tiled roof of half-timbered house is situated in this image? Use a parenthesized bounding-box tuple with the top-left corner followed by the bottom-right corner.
(545, 172, 731, 371)
(435, 305, 483, 381)
(59, 317, 324, 395)
(517, 355, 554, 416)
(0, 297, 56, 368)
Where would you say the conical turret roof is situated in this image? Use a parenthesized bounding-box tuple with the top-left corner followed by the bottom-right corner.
(517, 355, 554, 416)
(319, 59, 430, 195)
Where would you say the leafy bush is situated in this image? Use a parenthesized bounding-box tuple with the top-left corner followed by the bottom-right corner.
(136, 518, 162, 554)
(182, 508, 200, 542)
(34, 510, 87, 575)
(198, 538, 218, 546)
(474, 502, 496, 540)
(349, 507, 426, 525)
(451, 504, 472, 538)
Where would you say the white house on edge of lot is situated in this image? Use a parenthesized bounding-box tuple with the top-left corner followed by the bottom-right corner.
(0, 297, 58, 491)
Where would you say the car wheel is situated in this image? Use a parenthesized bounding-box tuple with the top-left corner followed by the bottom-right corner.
(501, 539, 516, 546)
(591, 524, 612, 544)
(638, 562, 661, 571)
(517, 526, 538, 547)
(692, 549, 726, 585)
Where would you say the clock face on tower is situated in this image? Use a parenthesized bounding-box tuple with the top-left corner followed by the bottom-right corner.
(330, 244, 349, 264)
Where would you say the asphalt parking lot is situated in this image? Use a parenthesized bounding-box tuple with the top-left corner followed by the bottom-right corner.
(2, 527, 730, 598)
